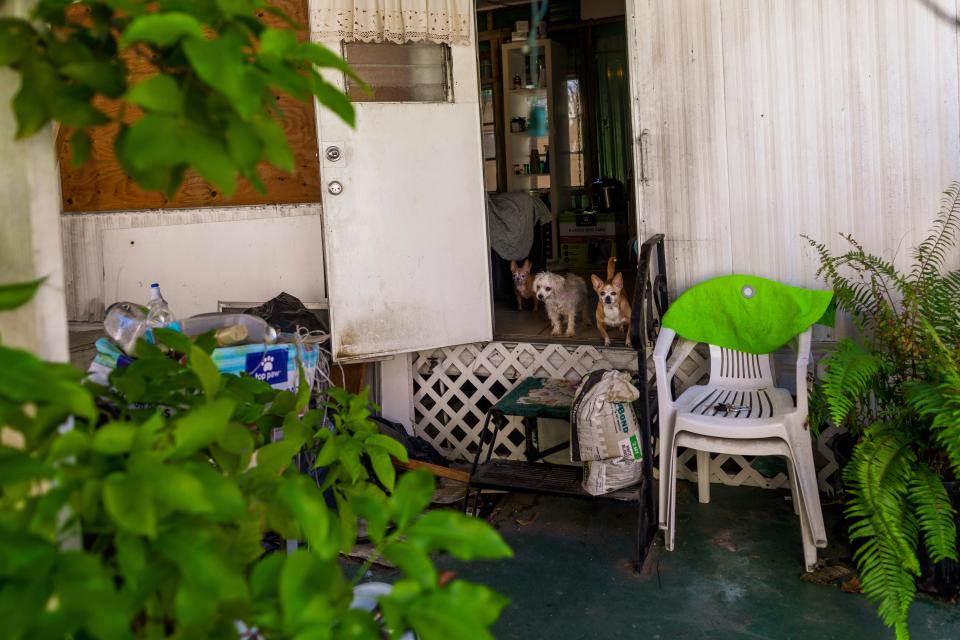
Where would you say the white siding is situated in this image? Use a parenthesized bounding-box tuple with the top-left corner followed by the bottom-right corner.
(61, 204, 324, 321)
(631, 0, 960, 294)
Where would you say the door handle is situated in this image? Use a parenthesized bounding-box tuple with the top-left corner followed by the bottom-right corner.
(639, 129, 650, 185)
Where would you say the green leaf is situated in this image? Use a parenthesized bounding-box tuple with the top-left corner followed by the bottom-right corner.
(0, 448, 49, 486)
(49, 429, 90, 461)
(255, 117, 294, 171)
(102, 472, 156, 537)
(189, 344, 222, 398)
(281, 476, 338, 558)
(121, 114, 189, 171)
(0, 18, 35, 66)
(90, 422, 138, 455)
(226, 117, 262, 168)
(121, 12, 205, 46)
(336, 437, 366, 484)
(258, 28, 297, 60)
(140, 461, 214, 514)
(125, 74, 184, 115)
(307, 70, 355, 127)
(183, 36, 265, 118)
(368, 446, 396, 492)
(172, 397, 235, 458)
(218, 422, 254, 455)
(184, 132, 238, 195)
(61, 61, 126, 98)
(822, 339, 882, 426)
(250, 551, 284, 601)
(390, 469, 434, 528)
(295, 41, 364, 84)
(406, 511, 513, 561)
(12, 58, 58, 138)
(383, 541, 437, 588)
(70, 130, 91, 168)
(367, 434, 409, 463)
(152, 326, 192, 354)
(0, 278, 45, 311)
(314, 433, 338, 467)
(251, 439, 299, 476)
(404, 580, 509, 640)
(909, 463, 957, 563)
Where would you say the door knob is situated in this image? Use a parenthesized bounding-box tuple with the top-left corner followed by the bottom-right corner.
(327, 181, 343, 195)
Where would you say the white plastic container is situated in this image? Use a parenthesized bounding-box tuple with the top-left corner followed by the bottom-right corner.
(180, 313, 278, 346)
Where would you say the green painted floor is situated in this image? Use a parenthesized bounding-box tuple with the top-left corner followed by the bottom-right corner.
(437, 482, 960, 639)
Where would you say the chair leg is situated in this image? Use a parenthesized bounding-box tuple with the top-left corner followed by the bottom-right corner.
(665, 443, 680, 551)
(658, 432, 674, 529)
(793, 461, 818, 571)
(696, 450, 711, 504)
(787, 437, 827, 547)
(787, 458, 800, 515)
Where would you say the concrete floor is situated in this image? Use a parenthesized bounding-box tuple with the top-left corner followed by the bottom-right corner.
(494, 303, 629, 346)
(418, 482, 960, 639)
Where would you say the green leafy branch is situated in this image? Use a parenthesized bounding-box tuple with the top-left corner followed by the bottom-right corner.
(0, 295, 511, 638)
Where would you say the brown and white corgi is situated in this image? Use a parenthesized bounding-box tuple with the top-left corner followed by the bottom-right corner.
(591, 257, 632, 347)
(510, 259, 538, 311)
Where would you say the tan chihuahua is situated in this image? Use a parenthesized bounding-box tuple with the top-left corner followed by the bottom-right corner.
(510, 259, 538, 311)
(591, 257, 632, 347)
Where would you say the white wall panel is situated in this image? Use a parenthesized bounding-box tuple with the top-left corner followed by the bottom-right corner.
(62, 204, 324, 320)
(631, 0, 960, 295)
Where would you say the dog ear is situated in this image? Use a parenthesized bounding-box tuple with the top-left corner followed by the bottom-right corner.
(510, 261, 518, 273)
(612, 272, 624, 289)
(523, 259, 532, 271)
(591, 274, 604, 291)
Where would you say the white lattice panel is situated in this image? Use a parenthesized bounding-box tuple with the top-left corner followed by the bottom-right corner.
(411, 341, 844, 492)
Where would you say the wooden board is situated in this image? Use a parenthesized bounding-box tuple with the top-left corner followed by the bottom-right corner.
(58, 0, 321, 212)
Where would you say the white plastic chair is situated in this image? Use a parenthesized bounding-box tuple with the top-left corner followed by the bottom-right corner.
(652, 327, 827, 571)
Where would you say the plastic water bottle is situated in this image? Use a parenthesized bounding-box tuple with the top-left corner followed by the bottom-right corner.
(103, 302, 149, 355)
(146, 283, 176, 330)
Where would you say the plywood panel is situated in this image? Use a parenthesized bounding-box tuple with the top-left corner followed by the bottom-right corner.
(58, 0, 321, 212)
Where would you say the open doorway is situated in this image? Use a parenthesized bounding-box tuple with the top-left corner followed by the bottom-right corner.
(477, 0, 637, 346)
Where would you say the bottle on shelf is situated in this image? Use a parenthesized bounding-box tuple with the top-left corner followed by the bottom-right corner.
(529, 147, 541, 174)
(146, 283, 176, 331)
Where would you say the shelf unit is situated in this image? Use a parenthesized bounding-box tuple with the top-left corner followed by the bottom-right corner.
(501, 39, 569, 260)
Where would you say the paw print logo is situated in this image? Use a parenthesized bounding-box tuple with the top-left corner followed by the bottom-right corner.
(261, 355, 275, 373)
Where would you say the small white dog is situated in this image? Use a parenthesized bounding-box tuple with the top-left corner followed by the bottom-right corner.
(533, 271, 590, 337)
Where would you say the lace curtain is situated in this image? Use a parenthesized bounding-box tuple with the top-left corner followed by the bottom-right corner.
(313, 0, 473, 46)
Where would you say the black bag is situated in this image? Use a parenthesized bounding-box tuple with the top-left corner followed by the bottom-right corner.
(244, 292, 328, 334)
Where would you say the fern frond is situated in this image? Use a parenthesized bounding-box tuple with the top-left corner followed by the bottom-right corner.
(844, 423, 919, 635)
(822, 339, 883, 426)
(908, 371, 960, 477)
(909, 462, 958, 563)
(912, 181, 960, 283)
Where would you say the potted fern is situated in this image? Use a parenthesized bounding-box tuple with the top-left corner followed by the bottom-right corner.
(807, 183, 960, 639)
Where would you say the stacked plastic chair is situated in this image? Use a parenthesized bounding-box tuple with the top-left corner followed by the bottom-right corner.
(652, 275, 833, 571)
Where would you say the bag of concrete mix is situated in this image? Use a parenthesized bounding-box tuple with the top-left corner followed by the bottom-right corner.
(582, 457, 643, 496)
(570, 369, 643, 462)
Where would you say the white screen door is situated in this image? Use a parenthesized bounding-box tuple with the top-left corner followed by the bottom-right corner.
(315, 34, 492, 361)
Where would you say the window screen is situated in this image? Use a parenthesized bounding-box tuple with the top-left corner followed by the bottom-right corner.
(344, 42, 452, 103)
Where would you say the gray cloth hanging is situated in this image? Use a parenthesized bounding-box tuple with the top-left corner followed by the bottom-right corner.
(486, 192, 551, 261)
